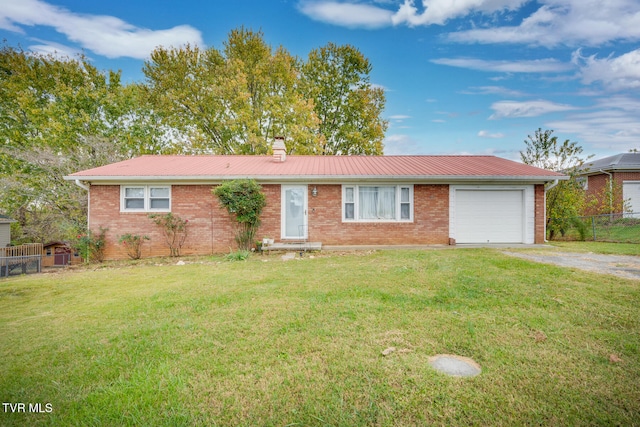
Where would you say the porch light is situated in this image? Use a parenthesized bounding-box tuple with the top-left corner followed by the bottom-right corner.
(312, 186, 318, 197)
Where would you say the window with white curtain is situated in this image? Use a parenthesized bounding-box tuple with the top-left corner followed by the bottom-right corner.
(342, 185, 413, 222)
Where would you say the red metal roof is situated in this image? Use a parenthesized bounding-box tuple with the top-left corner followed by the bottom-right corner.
(66, 155, 565, 182)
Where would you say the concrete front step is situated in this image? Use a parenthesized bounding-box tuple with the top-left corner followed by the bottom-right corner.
(264, 242, 322, 252)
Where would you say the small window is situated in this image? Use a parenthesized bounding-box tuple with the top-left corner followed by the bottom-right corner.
(344, 187, 355, 220)
(576, 177, 588, 190)
(124, 187, 145, 210)
(121, 186, 171, 212)
(46, 248, 52, 256)
(400, 187, 411, 220)
(149, 187, 170, 210)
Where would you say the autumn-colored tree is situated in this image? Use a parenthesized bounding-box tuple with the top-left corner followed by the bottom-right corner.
(143, 28, 320, 155)
(144, 28, 386, 155)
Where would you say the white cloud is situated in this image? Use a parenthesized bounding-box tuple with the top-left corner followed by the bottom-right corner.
(489, 99, 577, 119)
(298, 1, 640, 49)
(447, 0, 640, 47)
(389, 115, 412, 120)
(461, 86, 528, 96)
(546, 96, 640, 150)
(574, 48, 640, 91)
(478, 130, 505, 138)
(431, 57, 572, 73)
(298, 1, 394, 28)
(383, 134, 425, 154)
(0, 0, 203, 59)
(392, 0, 527, 26)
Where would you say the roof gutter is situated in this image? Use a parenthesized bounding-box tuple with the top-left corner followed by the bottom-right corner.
(64, 174, 568, 184)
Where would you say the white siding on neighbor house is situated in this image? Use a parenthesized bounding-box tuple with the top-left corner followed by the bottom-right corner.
(0, 223, 11, 247)
(623, 181, 640, 217)
(449, 185, 535, 244)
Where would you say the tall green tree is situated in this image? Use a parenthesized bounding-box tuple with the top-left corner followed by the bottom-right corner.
(0, 45, 162, 242)
(520, 128, 592, 238)
(143, 28, 320, 155)
(300, 42, 387, 155)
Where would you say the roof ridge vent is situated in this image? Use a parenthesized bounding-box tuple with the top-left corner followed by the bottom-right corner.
(273, 136, 286, 163)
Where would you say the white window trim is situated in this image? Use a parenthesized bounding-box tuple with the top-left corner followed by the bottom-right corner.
(342, 184, 413, 222)
(120, 185, 171, 213)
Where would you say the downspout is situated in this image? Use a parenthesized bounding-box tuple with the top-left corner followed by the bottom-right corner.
(73, 179, 91, 230)
(543, 179, 559, 242)
(598, 169, 613, 218)
(74, 179, 90, 192)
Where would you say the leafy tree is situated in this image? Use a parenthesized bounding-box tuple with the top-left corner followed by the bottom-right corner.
(143, 28, 386, 156)
(300, 42, 387, 155)
(213, 179, 266, 251)
(143, 28, 320, 155)
(0, 45, 163, 243)
(520, 128, 592, 238)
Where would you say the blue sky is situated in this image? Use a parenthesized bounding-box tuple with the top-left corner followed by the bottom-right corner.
(1, 0, 639, 160)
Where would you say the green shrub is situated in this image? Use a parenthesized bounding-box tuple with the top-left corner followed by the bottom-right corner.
(224, 250, 251, 261)
(118, 233, 150, 260)
(148, 213, 188, 257)
(213, 180, 266, 251)
(74, 227, 107, 263)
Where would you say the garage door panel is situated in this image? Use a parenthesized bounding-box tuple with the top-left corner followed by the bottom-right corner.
(623, 182, 640, 217)
(455, 190, 524, 243)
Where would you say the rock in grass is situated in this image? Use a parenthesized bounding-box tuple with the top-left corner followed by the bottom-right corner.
(381, 347, 396, 356)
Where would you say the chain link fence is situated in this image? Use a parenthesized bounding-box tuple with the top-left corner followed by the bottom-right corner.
(548, 213, 640, 243)
(0, 244, 43, 278)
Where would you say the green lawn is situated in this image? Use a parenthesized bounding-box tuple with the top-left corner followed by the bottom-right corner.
(1, 249, 639, 426)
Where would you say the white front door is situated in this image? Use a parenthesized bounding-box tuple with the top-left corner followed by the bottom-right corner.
(282, 185, 308, 239)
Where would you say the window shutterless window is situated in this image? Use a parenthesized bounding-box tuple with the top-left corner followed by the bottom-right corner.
(342, 185, 413, 222)
(121, 185, 171, 212)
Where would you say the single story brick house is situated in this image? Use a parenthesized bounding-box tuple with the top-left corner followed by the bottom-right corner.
(65, 142, 566, 259)
(576, 153, 640, 216)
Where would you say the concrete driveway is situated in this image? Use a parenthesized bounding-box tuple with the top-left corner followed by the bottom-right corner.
(503, 251, 640, 280)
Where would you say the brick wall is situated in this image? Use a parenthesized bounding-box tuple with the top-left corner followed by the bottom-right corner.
(305, 184, 450, 245)
(89, 183, 453, 259)
(585, 172, 640, 214)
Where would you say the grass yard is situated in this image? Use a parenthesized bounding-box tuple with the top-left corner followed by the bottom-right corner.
(1, 249, 639, 426)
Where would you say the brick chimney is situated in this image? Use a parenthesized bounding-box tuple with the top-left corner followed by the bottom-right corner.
(272, 136, 286, 162)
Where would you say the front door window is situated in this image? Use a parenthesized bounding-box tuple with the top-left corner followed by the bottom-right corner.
(282, 185, 307, 239)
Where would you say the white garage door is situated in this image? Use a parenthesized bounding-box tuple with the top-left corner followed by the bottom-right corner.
(623, 182, 640, 217)
(455, 190, 524, 243)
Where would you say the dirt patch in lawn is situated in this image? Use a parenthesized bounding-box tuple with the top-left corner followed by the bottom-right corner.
(503, 251, 640, 280)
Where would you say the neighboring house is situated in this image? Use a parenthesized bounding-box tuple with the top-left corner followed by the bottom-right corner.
(42, 242, 82, 267)
(0, 214, 16, 247)
(577, 153, 640, 216)
(64, 142, 566, 259)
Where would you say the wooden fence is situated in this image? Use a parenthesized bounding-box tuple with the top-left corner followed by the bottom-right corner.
(0, 243, 43, 278)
